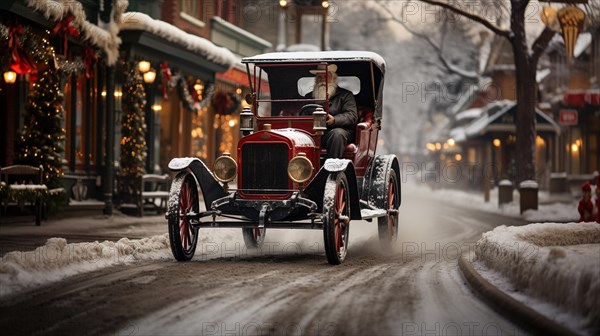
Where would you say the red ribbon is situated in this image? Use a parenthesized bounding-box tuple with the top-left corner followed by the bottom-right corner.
(160, 61, 172, 98)
(52, 16, 80, 56)
(7, 22, 36, 74)
(83, 48, 98, 79)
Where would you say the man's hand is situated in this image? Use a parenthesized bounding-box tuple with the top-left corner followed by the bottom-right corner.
(326, 114, 335, 126)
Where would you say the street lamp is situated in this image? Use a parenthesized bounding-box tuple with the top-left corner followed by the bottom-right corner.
(3, 71, 17, 84)
(143, 69, 156, 84)
(138, 60, 151, 73)
(279, 0, 287, 7)
(322, 1, 329, 9)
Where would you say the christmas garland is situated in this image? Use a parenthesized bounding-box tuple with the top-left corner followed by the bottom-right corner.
(176, 75, 198, 113)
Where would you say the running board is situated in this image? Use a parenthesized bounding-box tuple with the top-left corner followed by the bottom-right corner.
(360, 208, 387, 220)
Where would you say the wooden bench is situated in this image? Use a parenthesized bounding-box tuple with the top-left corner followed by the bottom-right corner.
(0, 165, 45, 225)
(117, 173, 170, 216)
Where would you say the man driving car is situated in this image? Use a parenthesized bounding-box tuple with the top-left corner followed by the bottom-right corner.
(309, 64, 358, 159)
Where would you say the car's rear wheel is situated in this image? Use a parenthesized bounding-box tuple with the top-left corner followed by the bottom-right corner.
(378, 170, 399, 248)
(242, 227, 266, 249)
(323, 172, 350, 265)
(168, 172, 199, 261)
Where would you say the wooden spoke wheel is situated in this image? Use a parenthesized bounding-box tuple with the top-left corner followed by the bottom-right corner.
(323, 173, 350, 265)
(167, 173, 200, 261)
(242, 227, 266, 249)
(378, 170, 399, 247)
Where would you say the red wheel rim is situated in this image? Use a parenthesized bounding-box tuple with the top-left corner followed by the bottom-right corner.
(252, 228, 262, 240)
(387, 178, 396, 241)
(179, 181, 195, 252)
(334, 183, 346, 254)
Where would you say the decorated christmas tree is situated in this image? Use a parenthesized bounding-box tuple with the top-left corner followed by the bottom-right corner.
(120, 63, 148, 176)
(16, 56, 66, 190)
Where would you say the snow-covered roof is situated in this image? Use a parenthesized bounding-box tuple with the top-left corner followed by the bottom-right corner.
(121, 12, 237, 68)
(242, 51, 386, 72)
(536, 68, 551, 83)
(455, 107, 484, 122)
(465, 101, 559, 137)
(574, 32, 592, 58)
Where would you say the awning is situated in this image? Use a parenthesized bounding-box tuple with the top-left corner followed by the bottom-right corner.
(563, 90, 600, 108)
(119, 12, 236, 81)
(451, 101, 560, 141)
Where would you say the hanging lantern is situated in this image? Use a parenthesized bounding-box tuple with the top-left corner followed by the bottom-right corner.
(540, 6, 560, 32)
(3, 71, 17, 84)
(557, 6, 586, 60)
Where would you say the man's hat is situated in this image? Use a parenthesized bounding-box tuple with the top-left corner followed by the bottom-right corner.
(309, 63, 337, 75)
(582, 181, 591, 192)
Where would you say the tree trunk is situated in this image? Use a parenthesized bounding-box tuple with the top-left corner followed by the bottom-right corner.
(511, 1, 537, 183)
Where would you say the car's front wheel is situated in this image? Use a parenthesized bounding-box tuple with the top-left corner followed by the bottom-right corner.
(323, 172, 350, 265)
(167, 172, 199, 261)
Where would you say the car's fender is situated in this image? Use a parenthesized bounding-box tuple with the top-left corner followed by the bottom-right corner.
(304, 159, 361, 220)
(168, 157, 229, 210)
(363, 154, 401, 209)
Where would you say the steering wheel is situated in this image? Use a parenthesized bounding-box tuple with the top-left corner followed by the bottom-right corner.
(299, 104, 323, 116)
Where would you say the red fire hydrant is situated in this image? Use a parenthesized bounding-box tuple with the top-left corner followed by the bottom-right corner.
(578, 181, 594, 222)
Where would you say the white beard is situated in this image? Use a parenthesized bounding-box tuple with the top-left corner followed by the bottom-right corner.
(313, 82, 337, 101)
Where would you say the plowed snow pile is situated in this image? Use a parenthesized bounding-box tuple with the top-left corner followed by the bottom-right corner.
(0, 234, 172, 297)
(475, 222, 600, 332)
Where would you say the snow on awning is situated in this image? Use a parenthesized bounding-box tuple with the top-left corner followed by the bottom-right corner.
(455, 107, 484, 122)
(464, 101, 560, 137)
(23, 0, 128, 65)
(120, 12, 236, 69)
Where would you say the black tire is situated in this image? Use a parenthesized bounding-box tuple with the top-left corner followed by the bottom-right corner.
(167, 172, 199, 261)
(378, 170, 399, 247)
(323, 172, 350, 265)
(242, 227, 266, 249)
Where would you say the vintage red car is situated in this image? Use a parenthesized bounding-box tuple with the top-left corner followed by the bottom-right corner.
(166, 51, 401, 264)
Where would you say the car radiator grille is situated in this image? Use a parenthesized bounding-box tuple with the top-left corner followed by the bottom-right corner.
(241, 143, 289, 194)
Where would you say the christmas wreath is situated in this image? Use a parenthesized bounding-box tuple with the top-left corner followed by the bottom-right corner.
(211, 91, 241, 115)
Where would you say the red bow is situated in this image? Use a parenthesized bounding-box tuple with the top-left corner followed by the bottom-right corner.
(52, 16, 80, 56)
(160, 61, 172, 98)
(83, 48, 98, 79)
(8, 22, 36, 74)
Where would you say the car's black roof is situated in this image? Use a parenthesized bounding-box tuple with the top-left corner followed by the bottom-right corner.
(242, 51, 386, 119)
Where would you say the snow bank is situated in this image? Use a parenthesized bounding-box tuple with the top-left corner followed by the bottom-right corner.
(0, 234, 171, 298)
(475, 223, 600, 329)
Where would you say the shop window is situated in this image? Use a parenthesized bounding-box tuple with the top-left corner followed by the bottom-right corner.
(64, 71, 98, 173)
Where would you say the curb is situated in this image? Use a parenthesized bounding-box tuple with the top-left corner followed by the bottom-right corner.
(458, 256, 580, 336)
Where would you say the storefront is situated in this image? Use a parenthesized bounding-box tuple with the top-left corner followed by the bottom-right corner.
(560, 90, 600, 175)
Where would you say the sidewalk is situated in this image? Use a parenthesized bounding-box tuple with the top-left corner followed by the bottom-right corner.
(0, 210, 167, 256)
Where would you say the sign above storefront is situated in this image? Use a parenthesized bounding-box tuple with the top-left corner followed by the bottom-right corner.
(559, 109, 578, 125)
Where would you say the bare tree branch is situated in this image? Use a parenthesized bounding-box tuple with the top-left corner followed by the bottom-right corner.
(378, 3, 478, 80)
(531, 27, 556, 63)
(416, 0, 512, 39)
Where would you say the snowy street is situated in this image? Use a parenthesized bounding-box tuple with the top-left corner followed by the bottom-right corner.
(0, 186, 535, 335)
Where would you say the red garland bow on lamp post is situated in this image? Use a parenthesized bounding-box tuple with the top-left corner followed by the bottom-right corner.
(160, 61, 172, 98)
(7, 22, 36, 74)
(83, 48, 98, 79)
(52, 15, 80, 56)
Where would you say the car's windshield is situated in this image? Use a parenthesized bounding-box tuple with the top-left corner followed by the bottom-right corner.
(254, 64, 360, 117)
